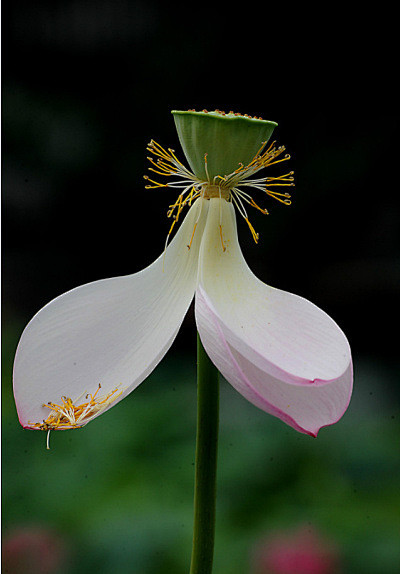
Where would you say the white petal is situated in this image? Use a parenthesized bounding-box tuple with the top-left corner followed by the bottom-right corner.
(195, 199, 352, 435)
(14, 198, 209, 428)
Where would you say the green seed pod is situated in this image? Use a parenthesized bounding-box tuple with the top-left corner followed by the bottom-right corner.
(172, 110, 277, 181)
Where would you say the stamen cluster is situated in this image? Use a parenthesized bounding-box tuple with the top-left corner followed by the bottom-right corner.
(33, 384, 122, 431)
(144, 138, 294, 244)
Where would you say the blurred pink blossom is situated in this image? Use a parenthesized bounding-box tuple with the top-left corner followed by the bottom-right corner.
(252, 525, 340, 574)
(2, 526, 67, 574)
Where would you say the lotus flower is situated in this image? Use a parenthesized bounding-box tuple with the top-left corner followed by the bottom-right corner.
(13, 110, 352, 445)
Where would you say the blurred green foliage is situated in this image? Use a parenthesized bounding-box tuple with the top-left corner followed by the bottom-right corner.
(3, 322, 400, 574)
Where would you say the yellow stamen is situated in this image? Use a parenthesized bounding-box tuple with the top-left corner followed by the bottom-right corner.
(33, 384, 123, 435)
(143, 175, 169, 189)
(144, 137, 294, 246)
(167, 217, 178, 237)
(249, 198, 268, 214)
(148, 165, 176, 177)
(168, 193, 184, 219)
(187, 189, 201, 206)
(146, 140, 173, 161)
(266, 171, 294, 183)
(168, 147, 184, 165)
(265, 189, 292, 205)
(187, 223, 198, 250)
(245, 218, 259, 244)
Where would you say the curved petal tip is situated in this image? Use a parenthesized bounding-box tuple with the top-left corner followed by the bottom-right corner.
(195, 200, 353, 436)
(196, 284, 353, 435)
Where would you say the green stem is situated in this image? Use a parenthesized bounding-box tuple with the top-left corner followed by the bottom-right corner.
(189, 334, 220, 574)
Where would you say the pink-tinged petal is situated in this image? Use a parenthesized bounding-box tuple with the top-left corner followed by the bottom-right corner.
(14, 198, 209, 429)
(195, 199, 353, 435)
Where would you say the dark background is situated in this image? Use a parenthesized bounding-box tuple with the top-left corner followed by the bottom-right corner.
(2, 2, 400, 574)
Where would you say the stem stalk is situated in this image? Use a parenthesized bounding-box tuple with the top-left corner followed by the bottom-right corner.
(189, 334, 220, 574)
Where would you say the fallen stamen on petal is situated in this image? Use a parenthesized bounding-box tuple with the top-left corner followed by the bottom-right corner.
(32, 384, 124, 446)
(187, 223, 198, 250)
(219, 224, 226, 252)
